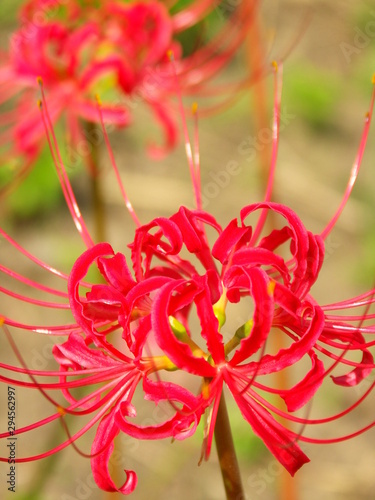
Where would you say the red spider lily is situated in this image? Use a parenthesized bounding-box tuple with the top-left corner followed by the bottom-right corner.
(65, 199, 374, 478)
(1, 63, 375, 495)
(0, 0, 257, 191)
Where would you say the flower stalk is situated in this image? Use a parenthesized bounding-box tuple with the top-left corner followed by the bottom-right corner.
(84, 120, 106, 243)
(214, 391, 245, 500)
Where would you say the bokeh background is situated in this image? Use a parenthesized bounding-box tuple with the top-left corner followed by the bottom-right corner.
(1, 1, 375, 499)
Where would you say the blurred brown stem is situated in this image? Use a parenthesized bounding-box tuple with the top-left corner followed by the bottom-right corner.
(84, 121, 106, 242)
(243, 4, 298, 500)
(244, 1, 271, 181)
(214, 391, 244, 500)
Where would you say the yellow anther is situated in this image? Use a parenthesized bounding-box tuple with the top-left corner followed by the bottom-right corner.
(271, 60, 278, 72)
(141, 355, 177, 373)
(267, 280, 276, 296)
(167, 49, 174, 61)
(192, 102, 198, 115)
(202, 383, 210, 400)
(37, 76, 43, 86)
(0, 317, 4, 327)
(37, 99, 42, 109)
(372, 73, 375, 85)
(57, 406, 66, 416)
(95, 93, 102, 106)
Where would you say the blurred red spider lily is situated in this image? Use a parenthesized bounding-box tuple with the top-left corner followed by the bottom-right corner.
(1, 63, 375, 495)
(0, 0, 258, 192)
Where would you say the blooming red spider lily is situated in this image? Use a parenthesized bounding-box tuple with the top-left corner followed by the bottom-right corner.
(1, 62, 375, 497)
(0, 0, 259, 194)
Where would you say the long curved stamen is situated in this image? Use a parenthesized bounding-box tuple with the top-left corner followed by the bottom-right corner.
(0, 227, 68, 280)
(38, 79, 94, 248)
(0, 264, 68, 299)
(2, 318, 80, 335)
(234, 370, 375, 426)
(321, 75, 375, 239)
(0, 286, 69, 309)
(251, 61, 282, 245)
(0, 383, 129, 463)
(95, 95, 141, 227)
(0, 362, 123, 378)
(168, 51, 201, 210)
(322, 289, 375, 310)
(314, 343, 375, 370)
(192, 102, 202, 210)
(297, 419, 375, 445)
(1, 323, 140, 438)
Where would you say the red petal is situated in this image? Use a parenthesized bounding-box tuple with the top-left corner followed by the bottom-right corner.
(130, 216, 184, 281)
(115, 375, 202, 440)
(152, 280, 216, 377)
(228, 267, 274, 366)
(241, 203, 313, 296)
(194, 275, 225, 364)
(258, 226, 292, 251)
(246, 302, 325, 374)
(68, 243, 115, 336)
(97, 252, 135, 294)
(231, 247, 290, 286)
(53, 332, 120, 370)
(170, 207, 221, 273)
(225, 371, 310, 476)
(332, 349, 374, 387)
(91, 413, 137, 494)
(281, 352, 325, 411)
(212, 217, 252, 264)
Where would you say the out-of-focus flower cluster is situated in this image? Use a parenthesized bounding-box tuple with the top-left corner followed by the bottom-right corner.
(0, 0, 253, 176)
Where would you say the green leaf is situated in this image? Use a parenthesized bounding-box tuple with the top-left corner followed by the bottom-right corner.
(7, 148, 63, 220)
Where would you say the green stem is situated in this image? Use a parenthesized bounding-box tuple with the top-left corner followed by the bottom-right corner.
(214, 391, 245, 500)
